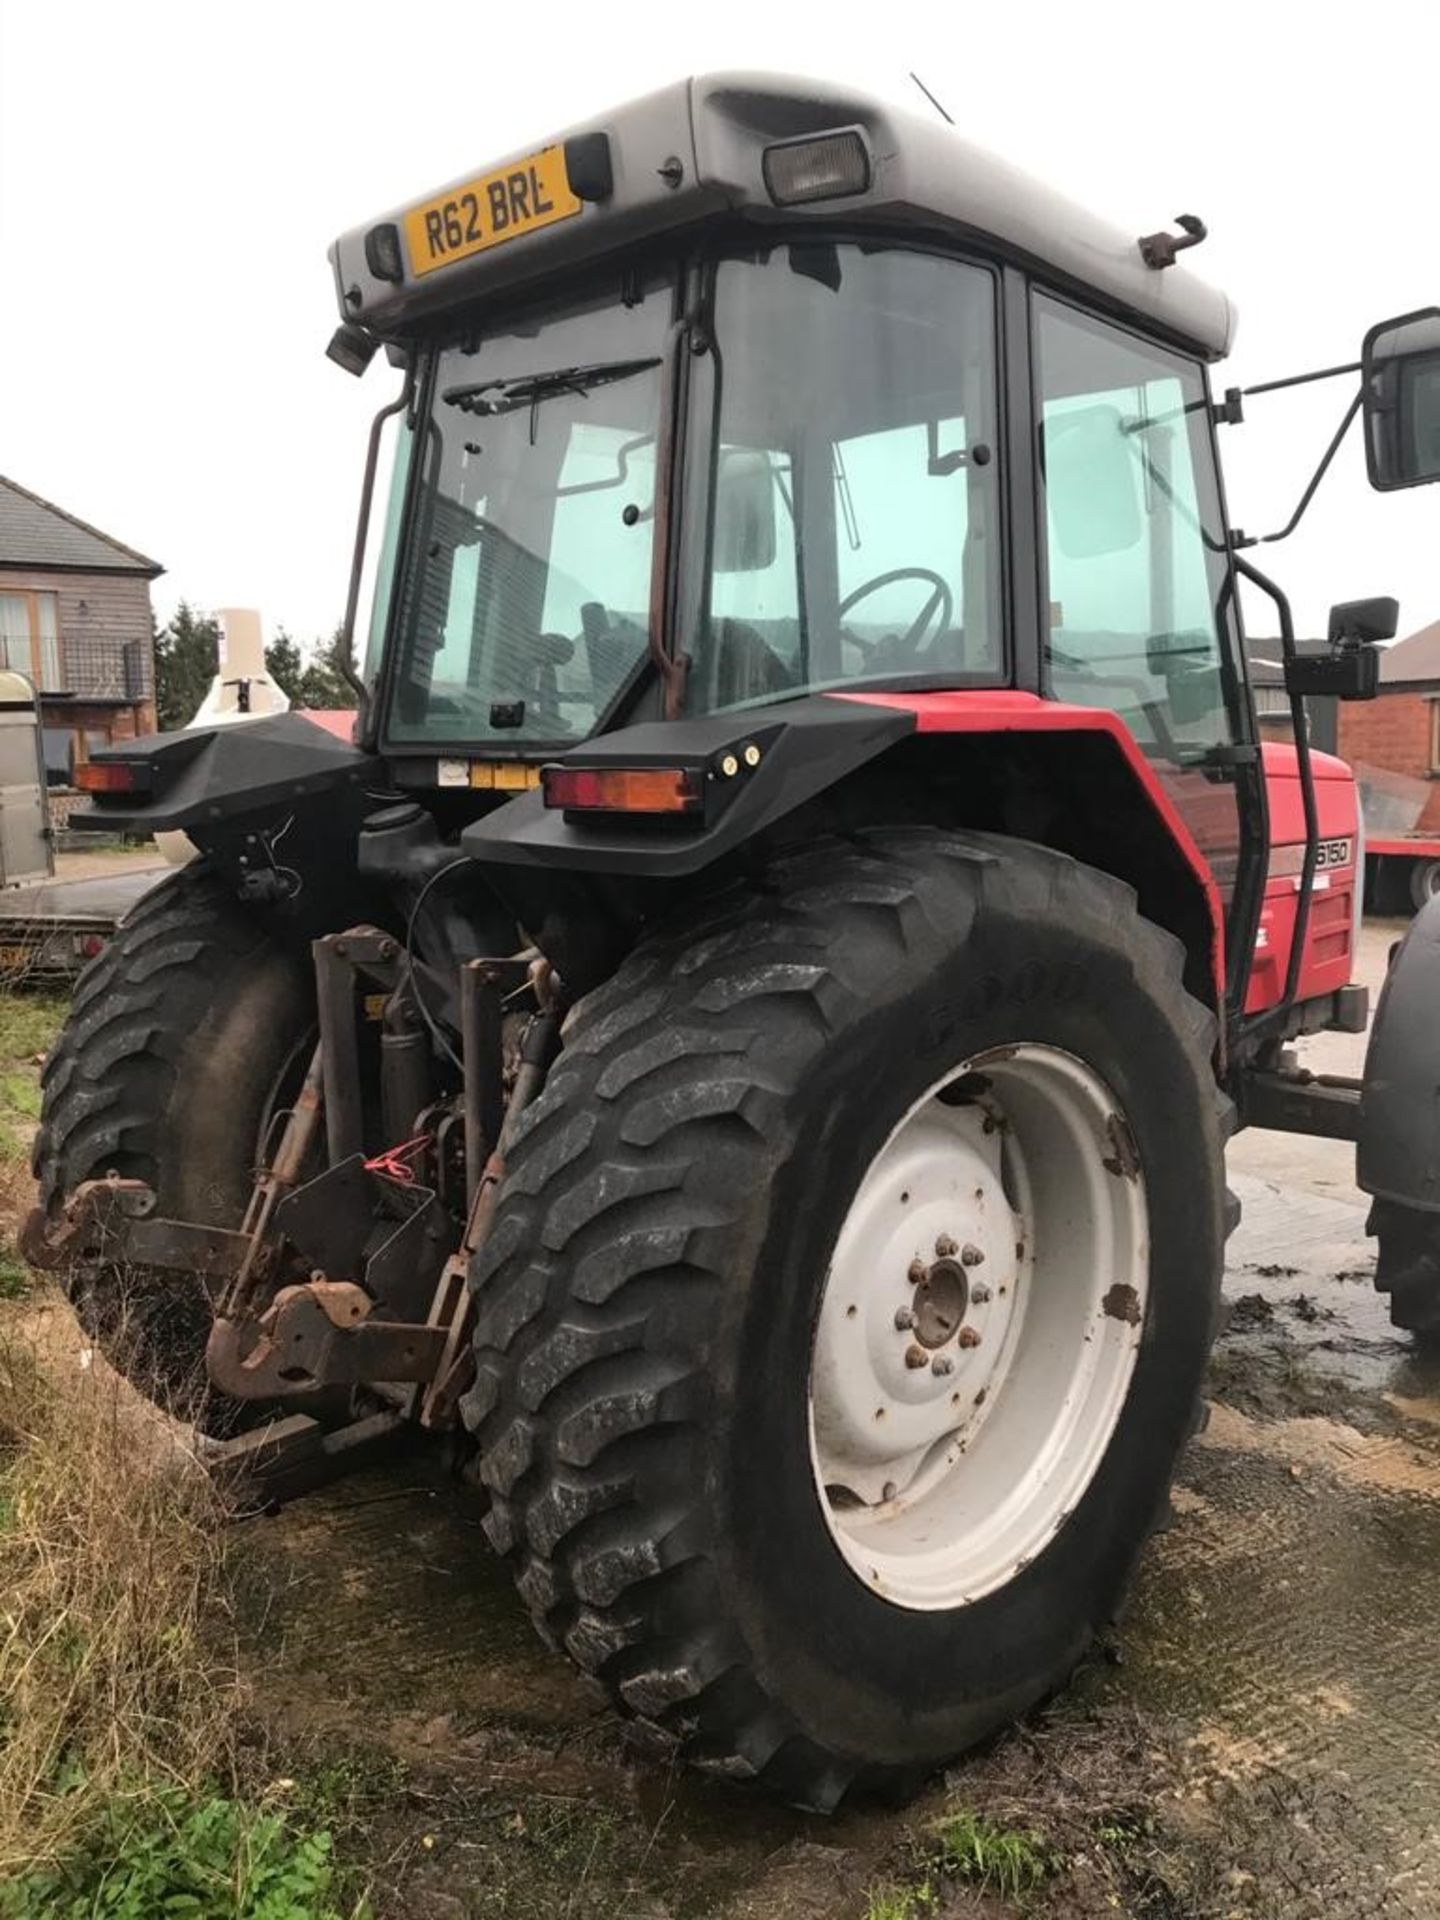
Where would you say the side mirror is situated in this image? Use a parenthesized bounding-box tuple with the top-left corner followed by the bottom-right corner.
(1362, 308, 1440, 491)
(1283, 596, 1397, 702)
(1042, 404, 1142, 560)
(1329, 596, 1398, 647)
(713, 449, 778, 574)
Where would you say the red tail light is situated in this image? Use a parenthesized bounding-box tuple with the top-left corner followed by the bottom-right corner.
(542, 765, 702, 815)
(74, 761, 152, 795)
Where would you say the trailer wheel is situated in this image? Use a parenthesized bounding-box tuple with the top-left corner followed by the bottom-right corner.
(464, 829, 1225, 1807)
(31, 863, 312, 1425)
(1410, 858, 1440, 914)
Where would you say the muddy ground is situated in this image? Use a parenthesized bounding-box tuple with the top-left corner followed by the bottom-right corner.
(12, 914, 1440, 1917)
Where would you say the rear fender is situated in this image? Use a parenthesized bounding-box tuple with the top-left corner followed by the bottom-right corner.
(75, 713, 380, 938)
(1358, 898, 1440, 1212)
(465, 689, 1225, 1015)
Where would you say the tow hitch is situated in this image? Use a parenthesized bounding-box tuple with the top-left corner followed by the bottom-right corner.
(24, 925, 560, 1500)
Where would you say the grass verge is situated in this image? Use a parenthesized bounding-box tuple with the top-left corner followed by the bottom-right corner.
(0, 1327, 360, 1916)
(0, 990, 66, 1302)
(0, 986, 359, 1916)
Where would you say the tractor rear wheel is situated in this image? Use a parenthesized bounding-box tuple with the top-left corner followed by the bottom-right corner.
(463, 829, 1225, 1807)
(31, 863, 312, 1426)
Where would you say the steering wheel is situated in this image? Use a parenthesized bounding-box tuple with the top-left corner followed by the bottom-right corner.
(839, 567, 954, 659)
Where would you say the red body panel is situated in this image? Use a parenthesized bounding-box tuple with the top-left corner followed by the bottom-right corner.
(837, 692, 1364, 1022)
(1246, 742, 1359, 1016)
(301, 709, 359, 742)
(835, 690, 1226, 997)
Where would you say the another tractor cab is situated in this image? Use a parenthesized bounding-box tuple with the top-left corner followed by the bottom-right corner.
(37, 74, 1440, 1810)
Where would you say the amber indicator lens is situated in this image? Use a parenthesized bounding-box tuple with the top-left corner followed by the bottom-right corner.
(542, 765, 702, 814)
(74, 761, 151, 794)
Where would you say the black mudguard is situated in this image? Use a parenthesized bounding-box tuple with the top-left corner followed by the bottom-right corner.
(72, 712, 375, 836)
(461, 695, 913, 876)
(1358, 896, 1440, 1214)
(73, 714, 383, 939)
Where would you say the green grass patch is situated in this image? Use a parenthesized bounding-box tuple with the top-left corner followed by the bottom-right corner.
(933, 1807, 1054, 1897)
(0, 1785, 358, 1919)
(0, 993, 68, 1077)
(868, 1806, 1058, 1919)
(0, 1075, 38, 1125)
(0, 989, 65, 1173)
(864, 1880, 936, 1920)
(0, 1250, 29, 1302)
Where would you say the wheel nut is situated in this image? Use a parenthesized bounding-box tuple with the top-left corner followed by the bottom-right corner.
(894, 1306, 916, 1331)
(904, 1343, 928, 1369)
(970, 1283, 992, 1306)
(961, 1242, 985, 1266)
(935, 1234, 958, 1258)
(908, 1258, 927, 1285)
(931, 1354, 955, 1377)
(957, 1326, 982, 1349)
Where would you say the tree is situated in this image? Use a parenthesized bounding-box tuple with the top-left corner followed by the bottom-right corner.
(154, 609, 354, 730)
(153, 603, 219, 731)
(296, 625, 357, 710)
(264, 631, 306, 703)
(267, 625, 355, 710)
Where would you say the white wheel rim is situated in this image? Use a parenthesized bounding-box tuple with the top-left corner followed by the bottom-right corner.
(807, 1043, 1149, 1611)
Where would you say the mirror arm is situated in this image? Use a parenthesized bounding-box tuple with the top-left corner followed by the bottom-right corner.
(1241, 358, 1361, 399)
(1232, 551, 1320, 1043)
(1231, 389, 1361, 550)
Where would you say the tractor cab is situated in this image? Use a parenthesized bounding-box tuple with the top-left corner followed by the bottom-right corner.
(338, 88, 1232, 758)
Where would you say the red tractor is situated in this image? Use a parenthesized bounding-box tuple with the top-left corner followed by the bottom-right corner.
(27, 74, 1440, 1808)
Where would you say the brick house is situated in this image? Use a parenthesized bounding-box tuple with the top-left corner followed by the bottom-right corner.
(0, 474, 160, 785)
(1334, 620, 1440, 833)
(1251, 621, 1440, 829)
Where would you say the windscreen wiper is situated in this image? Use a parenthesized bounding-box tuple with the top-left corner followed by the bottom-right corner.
(441, 357, 661, 418)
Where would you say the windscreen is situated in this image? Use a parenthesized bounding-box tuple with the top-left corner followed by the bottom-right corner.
(383, 271, 674, 745)
(680, 244, 1002, 715)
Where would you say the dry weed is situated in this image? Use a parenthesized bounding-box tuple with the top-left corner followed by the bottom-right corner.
(0, 1319, 240, 1878)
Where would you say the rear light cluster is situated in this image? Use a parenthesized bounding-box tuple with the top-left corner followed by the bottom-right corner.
(542, 766, 702, 815)
(74, 760, 151, 795)
(541, 740, 765, 820)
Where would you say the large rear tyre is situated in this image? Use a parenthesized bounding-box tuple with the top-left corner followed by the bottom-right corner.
(1370, 1199, 1440, 1342)
(31, 864, 312, 1425)
(463, 830, 1225, 1807)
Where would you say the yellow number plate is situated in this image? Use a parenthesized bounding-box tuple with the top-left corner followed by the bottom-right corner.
(0, 945, 33, 971)
(404, 147, 582, 278)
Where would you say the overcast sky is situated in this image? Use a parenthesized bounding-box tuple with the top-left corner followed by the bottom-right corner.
(2, 0, 1436, 648)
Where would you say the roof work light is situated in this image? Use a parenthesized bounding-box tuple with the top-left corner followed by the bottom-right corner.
(762, 130, 871, 206)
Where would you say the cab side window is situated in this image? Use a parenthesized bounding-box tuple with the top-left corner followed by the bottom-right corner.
(1034, 297, 1239, 762)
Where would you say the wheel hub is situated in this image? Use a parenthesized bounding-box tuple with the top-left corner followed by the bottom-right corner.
(808, 1043, 1148, 1610)
(912, 1255, 970, 1347)
(810, 1100, 1022, 1503)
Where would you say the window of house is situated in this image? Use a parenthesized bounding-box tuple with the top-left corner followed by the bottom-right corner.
(1430, 698, 1440, 775)
(0, 592, 62, 690)
(40, 724, 109, 787)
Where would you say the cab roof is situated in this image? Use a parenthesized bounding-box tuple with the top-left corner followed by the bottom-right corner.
(330, 72, 1236, 360)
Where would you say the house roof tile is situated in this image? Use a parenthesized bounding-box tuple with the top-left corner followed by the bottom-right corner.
(0, 474, 162, 577)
